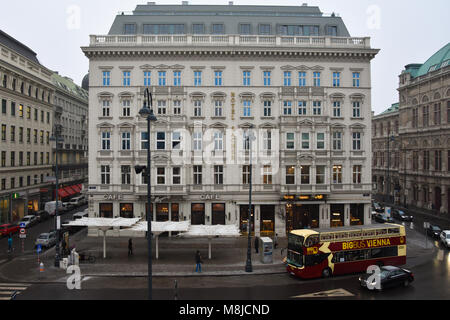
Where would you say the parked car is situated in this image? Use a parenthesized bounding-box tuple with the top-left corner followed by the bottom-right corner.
(426, 225, 442, 239)
(68, 196, 87, 208)
(35, 231, 57, 249)
(35, 210, 50, 223)
(73, 211, 89, 220)
(374, 214, 395, 224)
(19, 215, 38, 228)
(359, 266, 414, 290)
(392, 209, 413, 222)
(62, 202, 75, 212)
(372, 202, 385, 213)
(44, 201, 63, 216)
(0, 224, 20, 237)
(439, 231, 450, 248)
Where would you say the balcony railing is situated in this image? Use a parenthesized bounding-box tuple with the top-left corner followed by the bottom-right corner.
(89, 34, 371, 49)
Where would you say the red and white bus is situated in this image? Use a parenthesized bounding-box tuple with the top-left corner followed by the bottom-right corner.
(286, 223, 406, 279)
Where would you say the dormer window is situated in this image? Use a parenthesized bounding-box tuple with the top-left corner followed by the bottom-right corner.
(124, 24, 136, 35)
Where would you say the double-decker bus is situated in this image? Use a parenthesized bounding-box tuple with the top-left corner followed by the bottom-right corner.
(286, 224, 406, 279)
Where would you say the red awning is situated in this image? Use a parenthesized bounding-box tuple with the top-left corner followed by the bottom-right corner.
(71, 185, 81, 193)
(77, 184, 83, 192)
(57, 189, 70, 198)
(64, 186, 76, 196)
(68, 186, 80, 194)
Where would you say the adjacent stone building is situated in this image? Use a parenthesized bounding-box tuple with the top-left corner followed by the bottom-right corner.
(82, 3, 378, 236)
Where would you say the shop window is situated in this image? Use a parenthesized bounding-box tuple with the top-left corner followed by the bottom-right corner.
(350, 204, 365, 225)
(120, 203, 134, 218)
(330, 204, 345, 227)
(212, 203, 225, 225)
(156, 203, 169, 222)
(171, 204, 179, 222)
(100, 203, 113, 218)
(240, 205, 255, 234)
(260, 205, 275, 237)
(191, 203, 205, 225)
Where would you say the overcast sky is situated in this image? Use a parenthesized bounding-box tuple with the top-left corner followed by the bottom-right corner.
(0, 0, 448, 115)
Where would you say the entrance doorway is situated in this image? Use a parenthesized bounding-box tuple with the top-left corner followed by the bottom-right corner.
(240, 205, 255, 235)
(191, 203, 205, 225)
(212, 203, 225, 225)
(285, 204, 319, 233)
(260, 205, 275, 237)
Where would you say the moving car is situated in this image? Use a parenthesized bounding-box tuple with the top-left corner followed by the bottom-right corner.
(35, 231, 57, 249)
(374, 214, 395, 224)
(392, 209, 413, 222)
(372, 202, 384, 213)
(439, 231, 450, 248)
(359, 266, 414, 290)
(426, 225, 442, 239)
(68, 196, 87, 207)
(35, 210, 50, 222)
(0, 224, 20, 237)
(19, 215, 38, 228)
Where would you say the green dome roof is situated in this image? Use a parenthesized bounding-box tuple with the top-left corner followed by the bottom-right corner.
(415, 42, 450, 78)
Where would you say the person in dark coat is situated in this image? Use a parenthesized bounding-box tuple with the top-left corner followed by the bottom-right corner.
(7, 235, 12, 253)
(195, 250, 202, 273)
(128, 238, 133, 256)
(254, 236, 259, 254)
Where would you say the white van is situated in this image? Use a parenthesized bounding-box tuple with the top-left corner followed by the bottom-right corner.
(44, 201, 63, 216)
(68, 196, 86, 207)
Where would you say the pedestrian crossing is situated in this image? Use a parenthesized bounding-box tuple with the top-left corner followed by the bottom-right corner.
(0, 283, 31, 300)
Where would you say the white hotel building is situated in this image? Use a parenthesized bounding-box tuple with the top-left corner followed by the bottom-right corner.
(82, 3, 378, 237)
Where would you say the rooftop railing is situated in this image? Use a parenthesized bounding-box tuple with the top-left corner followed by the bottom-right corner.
(89, 34, 371, 49)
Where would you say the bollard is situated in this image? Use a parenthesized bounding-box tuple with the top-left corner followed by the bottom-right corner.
(40, 262, 44, 273)
(174, 280, 178, 301)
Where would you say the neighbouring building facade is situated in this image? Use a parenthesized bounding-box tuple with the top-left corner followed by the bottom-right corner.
(83, 3, 378, 237)
(373, 42, 450, 215)
(52, 72, 89, 198)
(0, 30, 54, 223)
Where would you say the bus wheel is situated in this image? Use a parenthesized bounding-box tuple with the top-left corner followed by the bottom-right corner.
(322, 268, 332, 278)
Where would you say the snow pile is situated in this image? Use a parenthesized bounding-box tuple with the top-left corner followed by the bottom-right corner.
(129, 221, 190, 232)
(63, 217, 140, 228)
(180, 225, 240, 238)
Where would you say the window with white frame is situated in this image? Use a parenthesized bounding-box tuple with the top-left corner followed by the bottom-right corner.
(172, 167, 181, 184)
(332, 72, 341, 87)
(102, 100, 111, 117)
(214, 165, 223, 185)
(298, 101, 307, 115)
(157, 167, 165, 184)
(263, 100, 272, 117)
(300, 165, 310, 184)
(286, 166, 295, 184)
(193, 165, 202, 185)
(173, 71, 181, 86)
(333, 101, 342, 117)
(313, 101, 321, 115)
(214, 131, 223, 150)
(122, 100, 131, 117)
(313, 72, 321, 87)
(144, 71, 151, 86)
(157, 132, 166, 150)
(283, 71, 292, 86)
(214, 71, 223, 86)
(242, 165, 250, 184)
(101, 132, 111, 150)
(316, 166, 325, 184)
(352, 101, 361, 118)
(193, 100, 202, 117)
(316, 133, 325, 149)
(123, 71, 131, 86)
(353, 165, 362, 184)
(157, 100, 167, 115)
(121, 132, 131, 150)
(263, 165, 272, 184)
(299, 72, 306, 87)
(243, 100, 251, 117)
(173, 100, 181, 115)
(158, 71, 166, 86)
(141, 132, 149, 150)
(263, 71, 271, 86)
(102, 71, 111, 86)
(352, 132, 362, 150)
(101, 165, 110, 184)
(194, 71, 202, 86)
(332, 132, 342, 150)
(301, 133, 310, 149)
(193, 131, 202, 151)
(352, 72, 360, 87)
(283, 100, 292, 115)
(243, 131, 250, 150)
(332, 165, 342, 184)
(172, 132, 181, 150)
(121, 165, 131, 184)
(214, 100, 223, 117)
(286, 132, 295, 149)
(243, 71, 251, 86)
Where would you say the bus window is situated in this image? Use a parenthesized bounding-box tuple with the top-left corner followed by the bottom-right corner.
(305, 253, 329, 266)
(349, 231, 362, 238)
(320, 233, 334, 242)
(305, 235, 320, 247)
(363, 230, 376, 238)
(288, 234, 304, 252)
(376, 229, 387, 236)
(335, 232, 349, 240)
(388, 228, 400, 235)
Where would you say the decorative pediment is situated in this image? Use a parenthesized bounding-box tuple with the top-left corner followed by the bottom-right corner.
(118, 91, 135, 98)
(310, 65, 325, 71)
(296, 65, 309, 71)
(155, 64, 170, 69)
(117, 122, 135, 129)
(140, 64, 154, 70)
(211, 91, 227, 99)
(97, 122, 114, 129)
(259, 92, 276, 100)
(330, 123, 346, 129)
(154, 119, 169, 126)
(349, 123, 366, 129)
(97, 92, 114, 99)
(238, 122, 254, 129)
(349, 93, 366, 101)
(329, 92, 346, 100)
(210, 122, 228, 129)
(259, 122, 277, 129)
(281, 65, 296, 71)
(239, 92, 255, 102)
(170, 64, 185, 70)
(189, 92, 206, 99)
(298, 119, 313, 126)
(188, 121, 207, 130)
(298, 154, 314, 160)
(152, 154, 169, 162)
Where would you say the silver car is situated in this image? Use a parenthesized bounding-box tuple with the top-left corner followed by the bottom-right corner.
(35, 231, 57, 249)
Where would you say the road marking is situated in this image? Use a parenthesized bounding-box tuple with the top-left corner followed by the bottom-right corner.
(291, 288, 354, 299)
(0, 283, 31, 300)
(0, 283, 30, 287)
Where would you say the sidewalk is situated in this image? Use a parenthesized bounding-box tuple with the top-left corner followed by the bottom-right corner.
(0, 224, 437, 284)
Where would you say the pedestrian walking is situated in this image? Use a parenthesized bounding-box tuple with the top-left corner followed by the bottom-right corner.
(254, 236, 259, 254)
(7, 235, 12, 253)
(128, 238, 133, 256)
(195, 250, 203, 273)
(274, 233, 278, 249)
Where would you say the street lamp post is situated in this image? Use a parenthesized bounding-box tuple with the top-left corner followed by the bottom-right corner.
(50, 124, 63, 267)
(138, 88, 157, 300)
(245, 126, 255, 273)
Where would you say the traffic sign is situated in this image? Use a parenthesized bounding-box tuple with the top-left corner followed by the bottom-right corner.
(19, 234, 26, 239)
(20, 228, 26, 235)
(19, 222, 26, 228)
(36, 244, 42, 254)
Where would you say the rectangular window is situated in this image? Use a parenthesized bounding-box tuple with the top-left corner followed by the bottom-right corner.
(214, 71, 223, 86)
(157, 132, 166, 150)
(240, 24, 251, 35)
(263, 165, 272, 185)
(26, 128, 31, 143)
(263, 100, 272, 117)
(283, 71, 292, 86)
(214, 165, 224, 185)
(333, 165, 343, 184)
(194, 71, 202, 86)
(122, 100, 131, 117)
(352, 132, 362, 150)
(141, 132, 149, 150)
(10, 102, 15, 116)
(193, 165, 202, 185)
(299, 72, 306, 87)
(352, 72, 360, 87)
(333, 72, 341, 87)
(173, 71, 181, 86)
(193, 24, 205, 34)
(263, 131, 272, 150)
(26, 106, 31, 119)
(121, 132, 131, 150)
(19, 127, 23, 143)
(317, 133, 325, 149)
(302, 133, 310, 149)
(102, 100, 110, 117)
(423, 105, 429, 127)
(434, 103, 441, 125)
(157, 168, 165, 185)
(435, 150, 442, 171)
(124, 24, 136, 35)
(158, 71, 166, 86)
(10, 126, 15, 142)
(352, 101, 361, 118)
(214, 100, 223, 117)
(1, 152, 5, 167)
(259, 24, 271, 35)
(19, 104, 23, 117)
(333, 132, 342, 150)
(316, 166, 325, 184)
(298, 101, 307, 115)
(173, 100, 181, 115)
(101, 165, 110, 185)
(121, 166, 131, 185)
(286, 166, 295, 185)
(102, 71, 111, 86)
(172, 167, 181, 185)
(194, 100, 202, 117)
(313, 72, 321, 87)
(101, 132, 111, 150)
(214, 132, 223, 150)
(10, 151, 15, 167)
(212, 24, 224, 34)
(301, 166, 310, 184)
(286, 133, 295, 150)
(144, 71, 151, 86)
(313, 101, 322, 115)
(283, 101, 292, 115)
(123, 71, 131, 86)
(1, 124, 6, 141)
(157, 100, 167, 115)
(193, 132, 202, 151)
(172, 132, 181, 150)
(243, 100, 251, 117)
(263, 71, 271, 86)
(1, 99, 6, 114)
(243, 71, 251, 86)
(242, 165, 250, 185)
(333, 101, 341, 117)
(353, 165, 362, 184)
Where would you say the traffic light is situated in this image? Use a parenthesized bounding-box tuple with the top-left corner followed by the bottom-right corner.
(135, 165, 147, 175)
